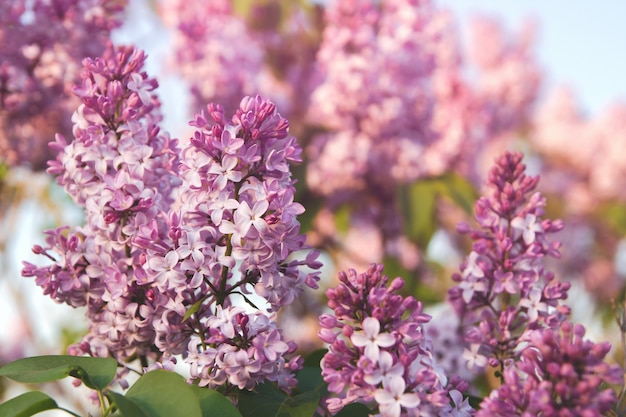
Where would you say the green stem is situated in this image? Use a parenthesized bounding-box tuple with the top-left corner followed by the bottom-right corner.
(97, 390, 108, 416)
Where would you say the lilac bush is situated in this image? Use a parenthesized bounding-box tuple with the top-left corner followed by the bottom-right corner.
(1, 1, 625, 417)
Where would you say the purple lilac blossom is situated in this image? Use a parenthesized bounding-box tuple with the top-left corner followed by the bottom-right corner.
(185, 306, 301, 391)
(0, 0, 125, 170)
(306, 0, 438, 198)
(24, 41, 321, 392)
(136, 95, 322, 391)
(448, 151, 570, 373)
(23, 44, 181, 373)
(319, 263, 474, 417)
(477, 321, 622, 416)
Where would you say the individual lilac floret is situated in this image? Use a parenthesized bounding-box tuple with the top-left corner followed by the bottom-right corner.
(23, 43, 180, 367)
(448, 151, 570, 373)
(477, 321, 622, 416)
(319, 264, 474, 417)
(185, 306, 301, 391)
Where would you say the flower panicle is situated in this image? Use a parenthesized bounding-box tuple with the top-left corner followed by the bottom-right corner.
(449, 151, 569, 371)
(320, 264, 474, 417)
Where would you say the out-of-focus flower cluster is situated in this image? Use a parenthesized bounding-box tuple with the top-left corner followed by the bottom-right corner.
(0, 0, 125, 170)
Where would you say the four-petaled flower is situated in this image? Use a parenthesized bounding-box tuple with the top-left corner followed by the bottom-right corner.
(519, 287, 548, 322)
(351, 317, 395, 360)
(511, 213, 543, 245)
(374, 377, 421, 417)
(462, 343, 488, 370)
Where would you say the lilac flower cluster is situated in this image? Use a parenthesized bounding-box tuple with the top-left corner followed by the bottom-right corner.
(135, 94, 322, 384)
(448, 151, 570, 372)
(477, 322, 622, 417)
(448, 151, 622, 415)
(0, 0, 125, 170)
(306, 0, 439, 198)
(319, 264, 473, 417)
(186, 306, 301, 391)
(23, 42, 321, 391)
(23, 43, 180, 367)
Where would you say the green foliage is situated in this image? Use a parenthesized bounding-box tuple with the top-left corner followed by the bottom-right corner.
(295, 349, 327, 395)
(190, 385, 243, 417)
(0, 355, 117, 391)
(0, 391, 58, 417)
(275, 391, 319, 417)
(120, 370, 203, 417)
(598, 201, 626, 236)
(239, 383, 288, 417)
(239, 378, 321, 417)
(0, 351, 327, 417)
(399, 172, 477, 249)
(333, 203, 352, 235)
(108, 392, 149, 417)
(333, 402, 371, 417)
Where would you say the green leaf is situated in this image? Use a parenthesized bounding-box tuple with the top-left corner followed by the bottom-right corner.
(436, 172, 478, 214)
(238, 383, 287, 417)
(107, 392, 149, 417)
(0, 391, 58, 417)
(400, 180, 438, 248)
(333, 204, 351, 235)
(183, 299, 203, 322)
(295, 368, 325, 395)
(0, 355, 117, 390)
(276, 391, 319, 417)
(333, 402, 371, 417)
(301, 349, 327, 369)
(190, 385, 242, 417)
(124, 370, 202, 417)
(296, 349, 327, 394)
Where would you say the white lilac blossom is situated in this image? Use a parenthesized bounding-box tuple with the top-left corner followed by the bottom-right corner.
(319, 264, 474, 417)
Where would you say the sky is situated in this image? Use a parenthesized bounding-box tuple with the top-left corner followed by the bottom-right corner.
(438, 0, 626, 115)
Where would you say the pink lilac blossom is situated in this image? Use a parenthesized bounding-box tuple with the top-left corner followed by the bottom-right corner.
(160, 0, 270, 116)
(476, 322, 622, 416)
(0, 0, 125, 170)
(303, 0, 446, 274)
(306, 0, 438, 196)
(448, 151, 570, 372)
(319, 263, 474, 417)
(23, 44, 180, 369)
(467, 16, 541, 136)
